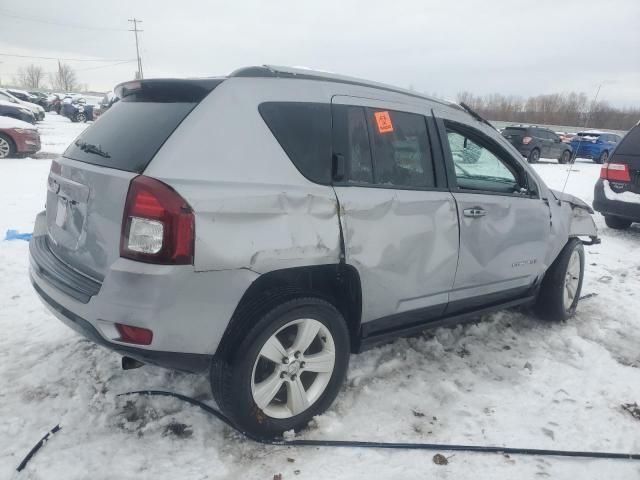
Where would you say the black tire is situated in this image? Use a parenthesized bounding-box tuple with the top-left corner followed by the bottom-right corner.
(595, 150, 609, 164)
(535, 238, 584, 322)
(558, 150, 571, 164)
(527, 148, 540, 164)
(211, 296, 350, 439)
(604, 215, 632, 230)
(0, 133, 16, 159)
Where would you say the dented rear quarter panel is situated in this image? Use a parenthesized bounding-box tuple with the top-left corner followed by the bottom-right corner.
(143, 78, 342, 273)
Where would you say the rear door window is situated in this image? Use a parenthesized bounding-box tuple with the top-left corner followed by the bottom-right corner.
(365, 108, 435, 188)
(259, 102, 332, 184)
(332, 105, 374, 184)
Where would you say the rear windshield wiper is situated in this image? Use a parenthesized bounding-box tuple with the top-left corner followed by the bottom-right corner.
(75, 140, 110, 158)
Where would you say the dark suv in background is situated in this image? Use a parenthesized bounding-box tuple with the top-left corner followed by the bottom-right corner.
(593, 122, 640, 229)
(502, 125, 573, 164)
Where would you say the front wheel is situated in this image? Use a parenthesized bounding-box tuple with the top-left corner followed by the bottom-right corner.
(0, 133, 16, 159)
(211, 297, 350, 439)
(75, 112, 87, 123)
(535, 238, 584, 322)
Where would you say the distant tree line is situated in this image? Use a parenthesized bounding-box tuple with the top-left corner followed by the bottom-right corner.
(9, 62, 79, 92)
(456, 91, 640, 131)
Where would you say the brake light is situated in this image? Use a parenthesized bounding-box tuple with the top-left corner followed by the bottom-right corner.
(600, 163, 631, 182)
(522, 136, 532, 145)
(115, 323, 153, 345)
(120, 175, 194, 264)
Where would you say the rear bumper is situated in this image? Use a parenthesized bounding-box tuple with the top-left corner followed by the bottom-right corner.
(29, 213, 259, 371)
(30, 278, 212, 373)
(593, 179, 640, 221)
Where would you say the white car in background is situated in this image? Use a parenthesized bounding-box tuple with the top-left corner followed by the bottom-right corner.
(0, 89, 45, 121)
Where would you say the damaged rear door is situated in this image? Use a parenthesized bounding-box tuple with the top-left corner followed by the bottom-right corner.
(330, 96, 459, 330)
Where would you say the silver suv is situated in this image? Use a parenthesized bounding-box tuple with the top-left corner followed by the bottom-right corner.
(29, 66, 598, 438)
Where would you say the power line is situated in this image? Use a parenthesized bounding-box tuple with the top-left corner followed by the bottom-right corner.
(0, 8, 128, 32)
(0, 53, 135, 62)
(128, 18, 144, 79)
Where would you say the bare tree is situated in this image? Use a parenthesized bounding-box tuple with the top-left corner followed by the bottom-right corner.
(16, 64, 46, 89)
(456, 91, 640, 130)
(50, 61, 78, 92)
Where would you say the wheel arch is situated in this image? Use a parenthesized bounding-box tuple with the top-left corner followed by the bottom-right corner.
(216, 263, 363, 358)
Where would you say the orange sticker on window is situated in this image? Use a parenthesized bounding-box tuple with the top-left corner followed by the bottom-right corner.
(374, 111, 394, 134)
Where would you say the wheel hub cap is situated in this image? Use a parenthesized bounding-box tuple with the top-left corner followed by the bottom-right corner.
(563, 250, 581, 310)
(251, 318, 336, 419)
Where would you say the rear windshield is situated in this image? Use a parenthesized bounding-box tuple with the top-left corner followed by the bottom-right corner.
(64, 79, 222, 173)
(614, 125, 640, 156)
(576, 132, 601, 138)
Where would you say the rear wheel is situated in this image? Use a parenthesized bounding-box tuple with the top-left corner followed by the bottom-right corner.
(535, 238, 584, 322)
(211, 296, 350, 439)
(604, 215, 632, 230)
(527, 148, 540, 164)
(596, 150, 609, 164)
(0, 134, 16, 159)
(559, 150, 571, 164)
(75, 112, 87, 123)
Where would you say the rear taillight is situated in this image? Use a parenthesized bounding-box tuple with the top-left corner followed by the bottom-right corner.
(600, 163, 631, 182)
(522, 136, 532, 145)
(120, 175, 194, 264)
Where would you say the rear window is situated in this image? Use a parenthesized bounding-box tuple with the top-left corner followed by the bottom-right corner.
(614, 125, 640, 156)
(576, 132, 601, 138)
(259, 102, 332, 184)
(64, 79, 222, 173)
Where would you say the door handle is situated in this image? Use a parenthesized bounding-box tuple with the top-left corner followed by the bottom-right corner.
(463, 207, 487, 218)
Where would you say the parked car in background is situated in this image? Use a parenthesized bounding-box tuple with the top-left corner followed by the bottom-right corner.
(556, 132, 575, 143)
(593, 122, 640, 229)
(7, 88, 39, 104)
(0, 89, 45, 121)
(0, 115, 41, 158)
(28, 91, 52, 109)
(61, 97, 94, 122)
(0, 100, 36, 124)
(29, 67, 598, 439)
(570, 130, 621, 163)
(501, 125, 573, 163)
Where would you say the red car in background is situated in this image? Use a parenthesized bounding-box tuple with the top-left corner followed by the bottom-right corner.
(0, 116, 41, 158)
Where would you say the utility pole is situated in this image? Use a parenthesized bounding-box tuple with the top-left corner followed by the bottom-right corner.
(128, 18, 144, 79)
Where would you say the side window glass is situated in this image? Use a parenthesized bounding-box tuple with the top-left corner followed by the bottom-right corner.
(259, 102, 332, 184)
(445, 124, 521, 194)
(366, 108, 435, 188)
(332, 105, 373, 184)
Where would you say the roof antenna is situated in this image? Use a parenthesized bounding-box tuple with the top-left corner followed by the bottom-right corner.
(561, 83, 603, 193)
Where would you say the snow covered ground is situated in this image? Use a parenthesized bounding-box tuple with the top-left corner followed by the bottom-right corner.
(1, 115, 639, 479)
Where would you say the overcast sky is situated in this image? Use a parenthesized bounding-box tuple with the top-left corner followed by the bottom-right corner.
(1, 0, 639, 107)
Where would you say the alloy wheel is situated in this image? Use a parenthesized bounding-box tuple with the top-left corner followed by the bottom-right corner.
(563, 249, 581, 310)
(251, 318, 335, 419)
(0, 137, 10, 158)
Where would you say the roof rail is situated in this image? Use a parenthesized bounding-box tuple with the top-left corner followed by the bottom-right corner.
(229, 65, 456, 107)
